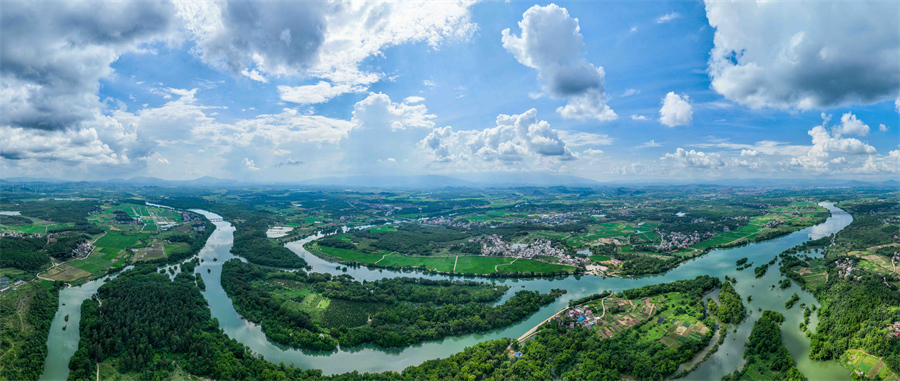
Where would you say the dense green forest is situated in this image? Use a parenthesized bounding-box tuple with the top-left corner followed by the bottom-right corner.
(66, 265, 326, 381)
(0, 237, 50, 271)
(10, 200, 98, 224)
(713, 281, 746, 324)
(0, 283, 60, 381)
(621, 275, 720, 299)
(722, 310, 805, 381)
(619, 255, 676, 276)
(221, 259, 565, 349)
(808, 275, 900, 370)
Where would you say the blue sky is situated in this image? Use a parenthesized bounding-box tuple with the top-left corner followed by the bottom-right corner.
(2, 0, 898, 182)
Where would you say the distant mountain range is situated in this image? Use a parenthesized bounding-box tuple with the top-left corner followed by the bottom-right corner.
(1, 175, 897, 189)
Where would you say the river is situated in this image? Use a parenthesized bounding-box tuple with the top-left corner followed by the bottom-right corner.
(40, 203, 852, 380)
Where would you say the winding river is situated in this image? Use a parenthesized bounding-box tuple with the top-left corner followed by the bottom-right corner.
(40, 203, 852, 380)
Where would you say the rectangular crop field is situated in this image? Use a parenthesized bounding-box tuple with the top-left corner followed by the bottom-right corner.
(319, 246, 384, 263)
(95, 232, 141, 250)
(377, 255, 456, 272)
(454, 256, 513, 273)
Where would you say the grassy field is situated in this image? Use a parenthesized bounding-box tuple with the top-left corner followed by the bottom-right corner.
(0, 218, 74, 234)
(317, 245, 385, 263)
(312, 242, 573, 274)
(94, 232, 142, 250)
(377, 255, 457, 272)
(67, 260, 105, 274)
(134, 240, 165, 261)
(42, 263, 91, 281)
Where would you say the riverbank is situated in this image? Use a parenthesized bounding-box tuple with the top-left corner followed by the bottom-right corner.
(41, 203, 853, 378)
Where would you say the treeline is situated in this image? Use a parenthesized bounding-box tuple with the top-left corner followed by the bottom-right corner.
(834, 215, 897, 250)
(334, 222, 587, 258)
(0, 283, 60, 381)
(45, 234, 89, 260)
(12, 200, 98, 224)
(352, 224, 470, 255)
(66, 265, 326, 381)
(619, 255, 675, 276)
(622, 275, 720, 299)
(221, 259, 565, 350)
(722, 310, 805, 381)
(47, 222, 104, 235)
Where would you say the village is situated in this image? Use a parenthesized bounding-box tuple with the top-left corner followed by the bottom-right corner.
(472, 235, 589, 266)
(656, 230, 715, 251)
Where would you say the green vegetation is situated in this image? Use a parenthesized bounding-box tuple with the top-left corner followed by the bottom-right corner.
(754, 263, 770, 278)
(308, 242, 576, 276)
(66, 265, 325, 381)
(776, 198, 900, 378)
(785, 292, 800, 309)
(709, 281, 745, 324)
(808, 275, 900, 368)
(0, 237, 51, 271)
(212, 205, 307, 268)
(841, 349, 900, 381)
(722, 310, 805, 381)
(0, 282, 60, 381)
(221, 260, 566, 350)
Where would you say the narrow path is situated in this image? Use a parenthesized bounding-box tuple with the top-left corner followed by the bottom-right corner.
(599, 296, 609, 319)
(453, 256, 459, 272)
(374, 252, 395, 264)
(495, 258, 518, 272)
(515, 307, 567, 343)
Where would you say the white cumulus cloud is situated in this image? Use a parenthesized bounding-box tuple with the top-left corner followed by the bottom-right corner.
(502, 4, 616, 121)
(661, 148, 724, 169)
(831, 112, 869, 136)
(705, 0, 900, 110)
(659, 92, 692, 127)
(420, 108, 576, 166)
